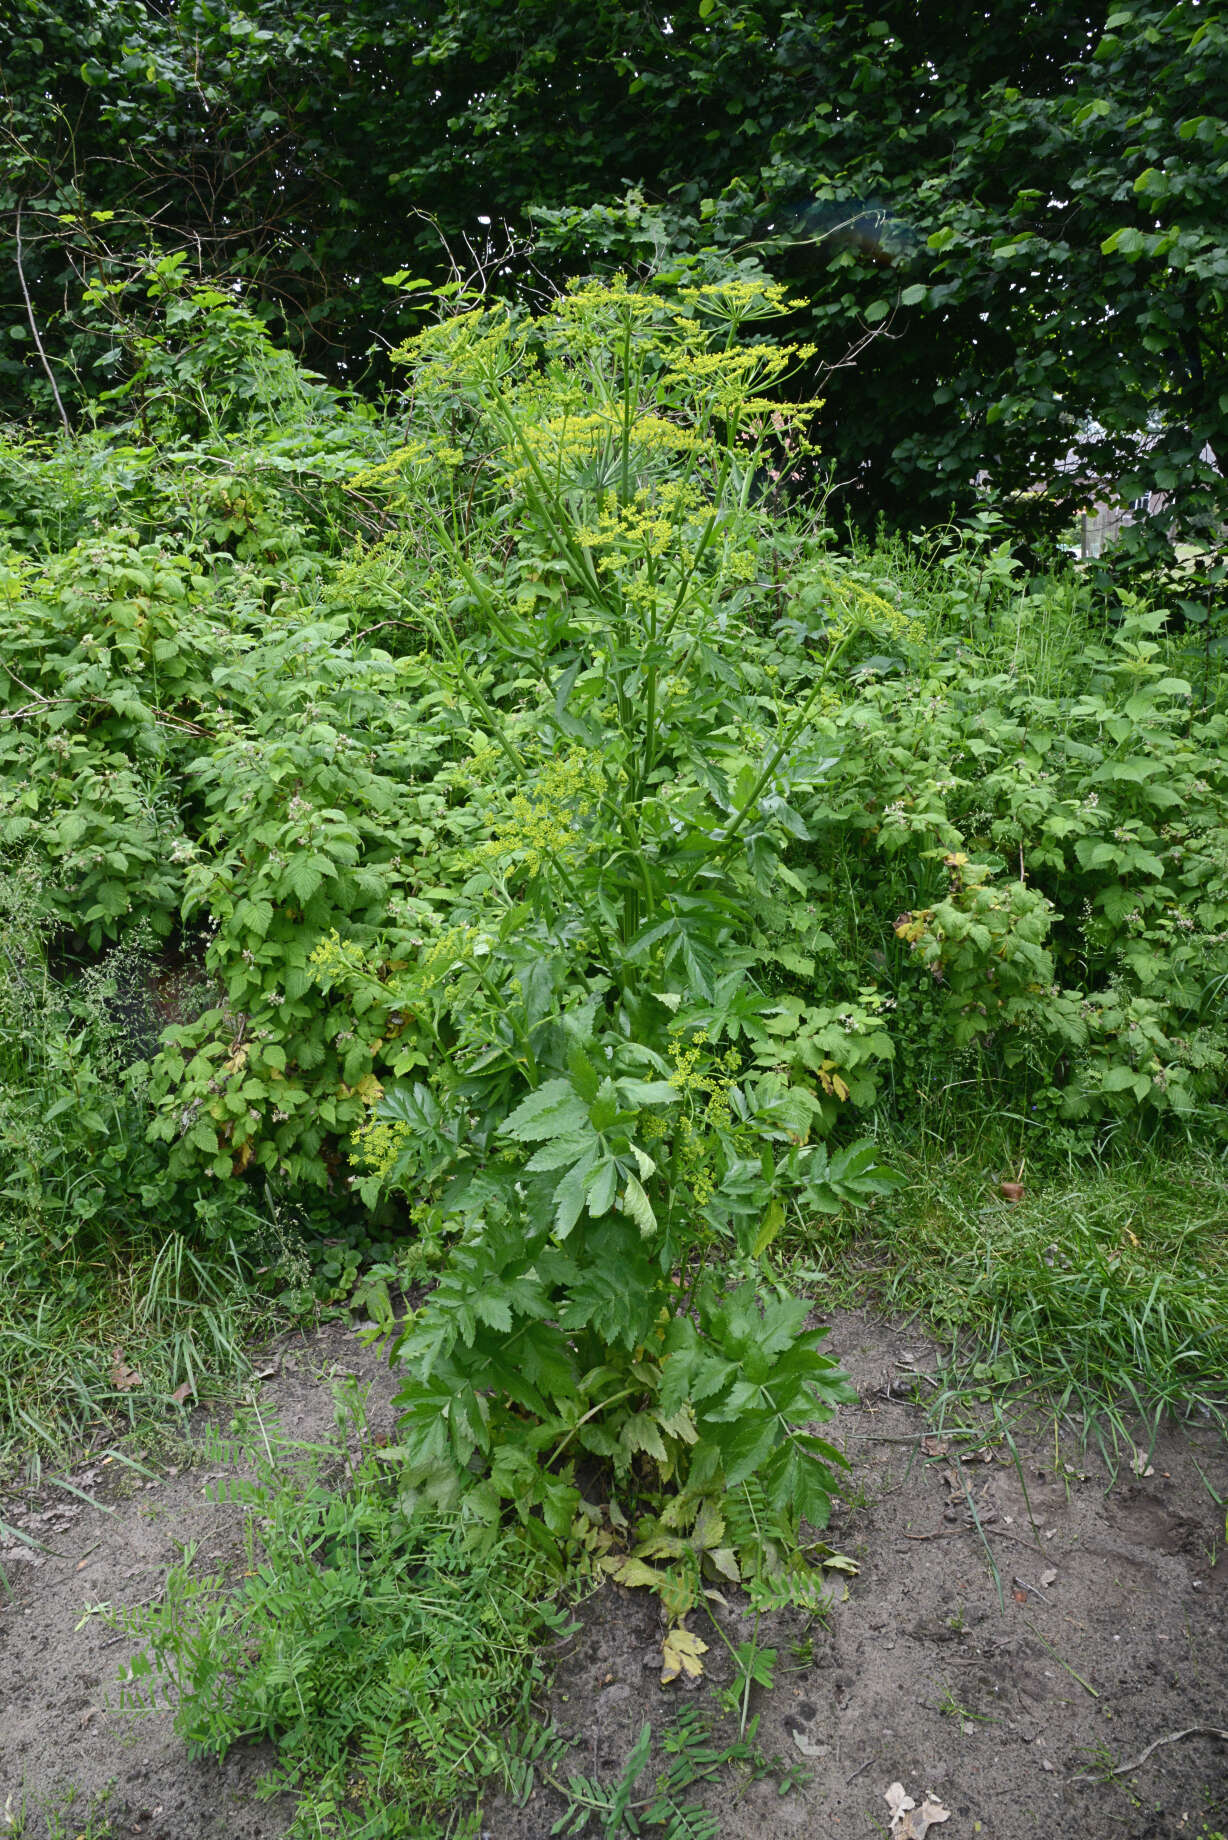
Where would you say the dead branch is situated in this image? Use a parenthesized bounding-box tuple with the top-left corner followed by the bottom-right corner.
(14, 199, 71, 435)
(1071, 1725, 1228, 1784)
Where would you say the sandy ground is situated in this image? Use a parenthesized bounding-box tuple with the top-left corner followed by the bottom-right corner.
(2, 1309, 1225, 1840)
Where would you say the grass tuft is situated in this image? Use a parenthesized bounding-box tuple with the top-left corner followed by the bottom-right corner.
(795, 1142, 1228, 1448)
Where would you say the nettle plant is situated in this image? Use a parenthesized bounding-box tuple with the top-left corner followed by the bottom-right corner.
(312, 278, 902, 1614)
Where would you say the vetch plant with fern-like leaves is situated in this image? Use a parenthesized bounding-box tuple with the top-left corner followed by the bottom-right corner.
(114, 1403, 572, 1839)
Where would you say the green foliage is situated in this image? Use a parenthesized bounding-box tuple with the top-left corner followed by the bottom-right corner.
(116, 1404, 572, 1838)
(807, 1146, 1228, 1439)
(548, 1706, 785, 1838)
(0, 1781, 118, 1840)
(0, 859, 297, 1461)
(3, 244, 1224, 1840)
(3, 267, 1223, 1497)
(81, 254, 326, 440)
(789, 550, 1228, 1139)
(5, 2, 1226, 579)
(744, 0, 1228, 572)
(0, 865, 169, 1259)
(0, 272, 899, 1606)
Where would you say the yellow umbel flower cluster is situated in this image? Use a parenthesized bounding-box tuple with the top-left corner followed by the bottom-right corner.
(575, 483, 707, 568)
(676, 279, 809, 323)
(390, 306, 523, 391)
(667, 1031, 743, 1209)
(349, 1115, 412, 1179)
(309, 928, 369, 983)
(503, 408, 708, 490)
(804, 568, 926, 651)
(481, 748, 605, 878)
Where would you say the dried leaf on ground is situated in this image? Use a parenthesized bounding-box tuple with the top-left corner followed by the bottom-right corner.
(109, 1348, 143, 1391)
(170, 1381, 195, 1405)
(822, 1551, 860, 1575)
(885, 1781, 951, 1838)
(660, 1623, 708, 1684)
(791, 1729, 829, 1757)
(705, 1545, 741, 1582)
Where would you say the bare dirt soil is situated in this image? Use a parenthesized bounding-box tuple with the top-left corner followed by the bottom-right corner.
(2, 1309, 1226, 1840)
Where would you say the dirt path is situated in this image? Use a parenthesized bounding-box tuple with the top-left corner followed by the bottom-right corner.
(2, 1311, 1225, 1839)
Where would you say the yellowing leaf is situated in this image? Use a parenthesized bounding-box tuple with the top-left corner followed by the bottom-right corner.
(601, 1555, 663, 1591)
(637, 1530, 688, 1561)
(353, 1073, 385, 1105)
(691, 1499, 725, 1548)
(706, 1546, 741, 1583)
(572, 1509, 613, 1555)
(660, 1623, 708, 1684)
(621, 1173, 656, 1237)
(753, 1196, 785, 1256)
(659, 1569, 698, 1618)
(223, 1041, 249, 1075)
(822, 1551, 860, 1575)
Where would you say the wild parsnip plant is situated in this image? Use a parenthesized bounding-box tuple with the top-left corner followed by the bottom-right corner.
(310, 278, 901, 1594)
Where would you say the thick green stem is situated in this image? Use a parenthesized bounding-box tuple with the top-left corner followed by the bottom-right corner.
(709, 626, 851, 862)
(424, 610, 524, 779)
(544, 1385, 639, 1471)
(470, 954, 538, 1083)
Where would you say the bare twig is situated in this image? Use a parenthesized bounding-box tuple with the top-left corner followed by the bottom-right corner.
(1071, 1725, 1228, 1784)
(14, 199, 71, 435)
(984, 1528, 1047, 1556)
(0, 700, 213, 738)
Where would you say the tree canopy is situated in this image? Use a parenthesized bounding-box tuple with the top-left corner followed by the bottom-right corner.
(2, 0, 1225, 568)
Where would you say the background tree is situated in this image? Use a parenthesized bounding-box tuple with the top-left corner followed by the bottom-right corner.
(2, 0, 1224, 574)
(735, 0, 1228, 574)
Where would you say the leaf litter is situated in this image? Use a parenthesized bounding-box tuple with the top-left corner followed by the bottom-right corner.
(885, 1781, 951, 1838)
